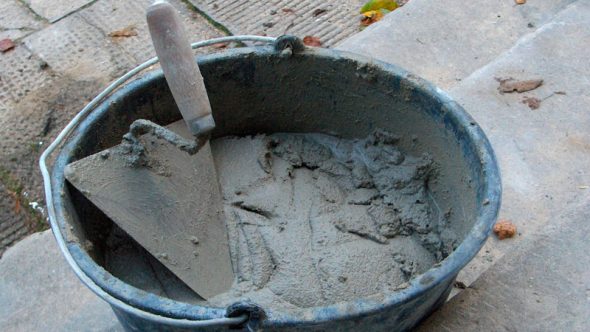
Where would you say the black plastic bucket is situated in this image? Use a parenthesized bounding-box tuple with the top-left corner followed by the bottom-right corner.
(47, 37, 501, 331)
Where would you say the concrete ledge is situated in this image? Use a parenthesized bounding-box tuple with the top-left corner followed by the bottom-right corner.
(338, 0, 576, 90)
(0, 230, 121, 332)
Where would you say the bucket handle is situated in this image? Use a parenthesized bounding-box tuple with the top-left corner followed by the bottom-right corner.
(39, 35, 281, 329)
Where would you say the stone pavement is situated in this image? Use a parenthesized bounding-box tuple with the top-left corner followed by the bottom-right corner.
(0, 231, 122, 332)
(415, 200, 590, 331)
(186, 0, 367, 47)
(0, 0, 224, 254)
(338, 0, 590, 329)
(0, 0, 376, 255)
(1, 0, 590, 331)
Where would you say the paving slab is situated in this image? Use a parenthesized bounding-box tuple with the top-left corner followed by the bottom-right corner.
(1, 0, 227, 255)
(338, 0, 577, 90)
(0, 75, 108, 256)
(0, 43, 57, 221)
(0, 230, 122, 332)
(442, 0, 590, 289)
(331, 1, 590, 329)
(80, 0, 223, 64)
(337, 0, 590, 292)
(0, 0, 47, 41)
(416, 199, 590, 331)
(187, 0, 368, 47)
(0, 22, 120, 250)
(23, 13, 136, 81)
(0, 44, 54, 105)
(0, 182, 31, 257)
(23, 0, 94, 23)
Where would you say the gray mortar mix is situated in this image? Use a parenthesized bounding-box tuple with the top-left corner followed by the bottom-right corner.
(206, 129, 458, 310)
(106, 129, 458, 311)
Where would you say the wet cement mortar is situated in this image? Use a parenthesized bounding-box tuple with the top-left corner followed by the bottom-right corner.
(107, 129, 459, 311)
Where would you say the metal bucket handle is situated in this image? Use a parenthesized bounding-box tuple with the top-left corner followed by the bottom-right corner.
(38, 35, 294, 329)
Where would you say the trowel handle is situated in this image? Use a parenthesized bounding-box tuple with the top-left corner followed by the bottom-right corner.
(147, 0, 214, 136)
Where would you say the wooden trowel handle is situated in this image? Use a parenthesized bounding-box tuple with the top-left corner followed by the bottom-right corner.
(147, 1, 214, 137)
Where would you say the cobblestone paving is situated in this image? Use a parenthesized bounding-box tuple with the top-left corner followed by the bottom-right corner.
(0, 0, 223, 253)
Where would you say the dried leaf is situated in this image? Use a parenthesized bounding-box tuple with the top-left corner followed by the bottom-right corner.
(9, 191, 20, 214)
(497, 77, 543, 93)
(313, 8, 328, 17)
(515, 0, 526, 4)
(360, 0, 398, 13)
(212, 42, 228, 49)
(493, 220, 517, 240)
(303, 36, 322, 47)
(0, 38, 16, 52)
(15, 196, 21, 214)
(282, 8, 295, 14)
(360, 10, 385, 26)
(522, 96, 541, 110)
(108, 26, 138, 38)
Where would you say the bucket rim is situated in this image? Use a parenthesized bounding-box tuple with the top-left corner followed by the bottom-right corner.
(47, 44, 501, 327)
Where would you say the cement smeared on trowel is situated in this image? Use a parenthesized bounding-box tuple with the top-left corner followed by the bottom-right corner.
(106, 128, 458, 311)
(65, 121, 233, 299)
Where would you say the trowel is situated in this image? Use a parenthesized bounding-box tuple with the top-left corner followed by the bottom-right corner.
(64, 0, 233, 299)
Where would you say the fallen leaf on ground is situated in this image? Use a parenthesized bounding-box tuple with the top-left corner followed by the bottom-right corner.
(360, 10, 386, 26)
(9, 191, 20, 214)
(313, 8, 328, 16)
(360, 0, 398, 13)
(14, 196, 20, 214)
(282, 8, 295, 14)
(108, 26, 138, 38)
(211, 42, 227, 49)
(515, 0, 526, 4)
(303, 36, 322, 47)
(0, 38, 16, 52)
(522, 96, 541, 110)
(497, 77, 543, 93)
(493, 220, 517, 240)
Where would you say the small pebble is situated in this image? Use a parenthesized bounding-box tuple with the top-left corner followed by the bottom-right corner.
(394, 282, 410, 291)
(190, 236, 199, 244)
(454, 281, 467, 289)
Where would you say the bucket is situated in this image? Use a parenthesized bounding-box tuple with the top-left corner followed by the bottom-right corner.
(42, 36, 501, 331)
